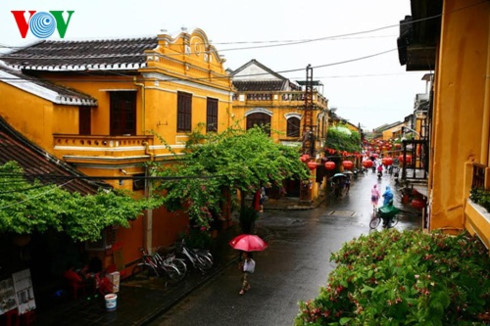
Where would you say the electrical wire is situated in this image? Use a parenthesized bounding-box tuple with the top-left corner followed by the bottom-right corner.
(0, 179, 73, 210)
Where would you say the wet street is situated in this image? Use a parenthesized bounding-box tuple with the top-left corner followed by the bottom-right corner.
(148, 170, 421, 326)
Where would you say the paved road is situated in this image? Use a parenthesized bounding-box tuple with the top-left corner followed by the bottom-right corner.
(148, 171, 421, 326)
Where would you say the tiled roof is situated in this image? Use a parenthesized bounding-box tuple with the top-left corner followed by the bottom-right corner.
(230, 59, 288, 81)
(0, 64, 97, 106)
(0, 37, 158, 71)
(0, 116, 108, 194)
(233, 80, 286, 91)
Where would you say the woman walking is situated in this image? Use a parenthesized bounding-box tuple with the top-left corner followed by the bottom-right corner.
(238, 251, 255, 295)
(371, 184, 380, 211)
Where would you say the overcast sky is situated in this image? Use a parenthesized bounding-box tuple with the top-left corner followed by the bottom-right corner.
(0, 0, 430, 131)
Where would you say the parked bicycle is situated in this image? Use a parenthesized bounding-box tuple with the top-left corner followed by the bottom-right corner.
(131, 248, 160, 280)
(132, 248, 184, 282)
(153, 251, 187, 281)
(176, 239, 213, 273)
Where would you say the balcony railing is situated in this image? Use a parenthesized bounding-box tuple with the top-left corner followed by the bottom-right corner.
(233, 90, 328, 108)
(53, 134, 155, 161)
(54, 134, 154, 148)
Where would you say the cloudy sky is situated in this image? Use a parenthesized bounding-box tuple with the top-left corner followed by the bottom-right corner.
(0, 0, 430, 131)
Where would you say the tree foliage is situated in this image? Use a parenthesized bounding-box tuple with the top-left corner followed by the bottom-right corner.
(325, 125, 361, 153)
(296, 229, 489, 325)
(0, 161, 152, 242)
(151, 125, 309, 230)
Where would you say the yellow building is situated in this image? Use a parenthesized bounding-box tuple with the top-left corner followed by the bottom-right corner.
(400, 0, 490, 247)
(230, 59, 329, 199)
(0, 28, 234, 270)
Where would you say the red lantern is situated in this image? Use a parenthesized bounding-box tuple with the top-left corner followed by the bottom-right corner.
(398, 154, 412, 164)
(324, 161, 336, 170)
(307, 161, 318, 170)
(342, 160, 353, 170)
(362, 160, 373, 168)
(411, 198, 425, 210)
(382, 157, 393, 166)
(300, 154, 310, 162)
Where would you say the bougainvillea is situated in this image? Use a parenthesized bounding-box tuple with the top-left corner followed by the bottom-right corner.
(296, 229, 489, 325)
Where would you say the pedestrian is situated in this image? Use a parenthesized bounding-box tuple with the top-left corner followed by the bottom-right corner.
(382, 186, 394, 206)
(345, 177, 351, 194)
(259, 186, 266, 212)
(238, 251, 255, 295)
(371, 184, 380, 210)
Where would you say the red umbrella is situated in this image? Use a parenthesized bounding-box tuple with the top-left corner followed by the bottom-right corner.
(229, 234, 268, 252)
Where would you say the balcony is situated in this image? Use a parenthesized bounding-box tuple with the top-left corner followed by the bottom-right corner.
(464, 163, 490, 249)
(53, 134, 155, 164)
(233, 90, 328, 109)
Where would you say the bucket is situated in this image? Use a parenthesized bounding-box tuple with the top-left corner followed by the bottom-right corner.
(104, 293, 117, 312)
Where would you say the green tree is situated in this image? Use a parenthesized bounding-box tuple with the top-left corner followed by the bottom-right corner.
(0, 161, 153, 242)
(325, 125, 362, 153)
(151, 125, 309, 230)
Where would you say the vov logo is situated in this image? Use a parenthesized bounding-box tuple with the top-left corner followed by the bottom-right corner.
(11, 11, 75, 39)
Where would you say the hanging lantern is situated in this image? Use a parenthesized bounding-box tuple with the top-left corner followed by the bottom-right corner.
(342, 160, 353, 170)
(398, 154, 412, 164)
(300, 154, 310, 162)
(411, 198, 426, 210)
(382, 157, 393, 166)
(324, 161, 336, 170)
(362, 160, 373, 168)
(307, 161, 318, 170)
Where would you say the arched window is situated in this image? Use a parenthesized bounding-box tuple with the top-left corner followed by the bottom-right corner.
(246, 113, 271, 135)
(287, 117, 300, 137)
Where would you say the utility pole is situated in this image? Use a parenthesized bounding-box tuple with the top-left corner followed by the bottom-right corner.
(302, 64, 315, 157)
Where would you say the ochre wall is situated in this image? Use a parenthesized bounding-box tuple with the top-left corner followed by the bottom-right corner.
(429, 0, 489, 231)
(0, 82, 79, 150)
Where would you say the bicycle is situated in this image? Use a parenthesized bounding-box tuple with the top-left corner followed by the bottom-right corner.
(132, 248, 184, 282)
(369, 208, 399, 229)
(132, 249, 160, 280)
(153, 251, 187, 282)
(177, 239, 213, 273)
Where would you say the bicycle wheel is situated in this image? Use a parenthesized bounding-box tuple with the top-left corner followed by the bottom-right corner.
(369, 216, 381, 229)
(171, 258, 188, 275)
(197, 255, 213, 271)
(163, 264, 185, 283)
(390, 215, 399, 228)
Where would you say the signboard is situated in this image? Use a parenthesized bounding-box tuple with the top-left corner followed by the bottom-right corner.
(0, 278, 17, 315)
(12, 269, 36, 315)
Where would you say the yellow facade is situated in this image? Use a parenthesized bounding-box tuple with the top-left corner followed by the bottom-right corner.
(382, 123, 405, 141)
(0, 28, 233, 269)
(428, 0, 490, 246)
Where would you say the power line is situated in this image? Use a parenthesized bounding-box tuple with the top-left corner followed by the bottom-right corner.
(0, 0, 485, 57)
(0, 179, 73, 210)
(0, 47, 399, 86)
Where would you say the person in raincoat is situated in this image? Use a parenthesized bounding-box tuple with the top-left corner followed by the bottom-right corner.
(371, 184, 380, 210)
(382, 186, 394, 206)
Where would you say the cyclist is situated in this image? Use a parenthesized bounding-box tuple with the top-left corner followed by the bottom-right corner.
(382, 186, 394, 206)
(379, 199, 399, 227)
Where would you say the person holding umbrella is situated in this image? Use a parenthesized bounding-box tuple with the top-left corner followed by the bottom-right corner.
(238, 251, 255, 295)
(229, 234, 267, 295)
